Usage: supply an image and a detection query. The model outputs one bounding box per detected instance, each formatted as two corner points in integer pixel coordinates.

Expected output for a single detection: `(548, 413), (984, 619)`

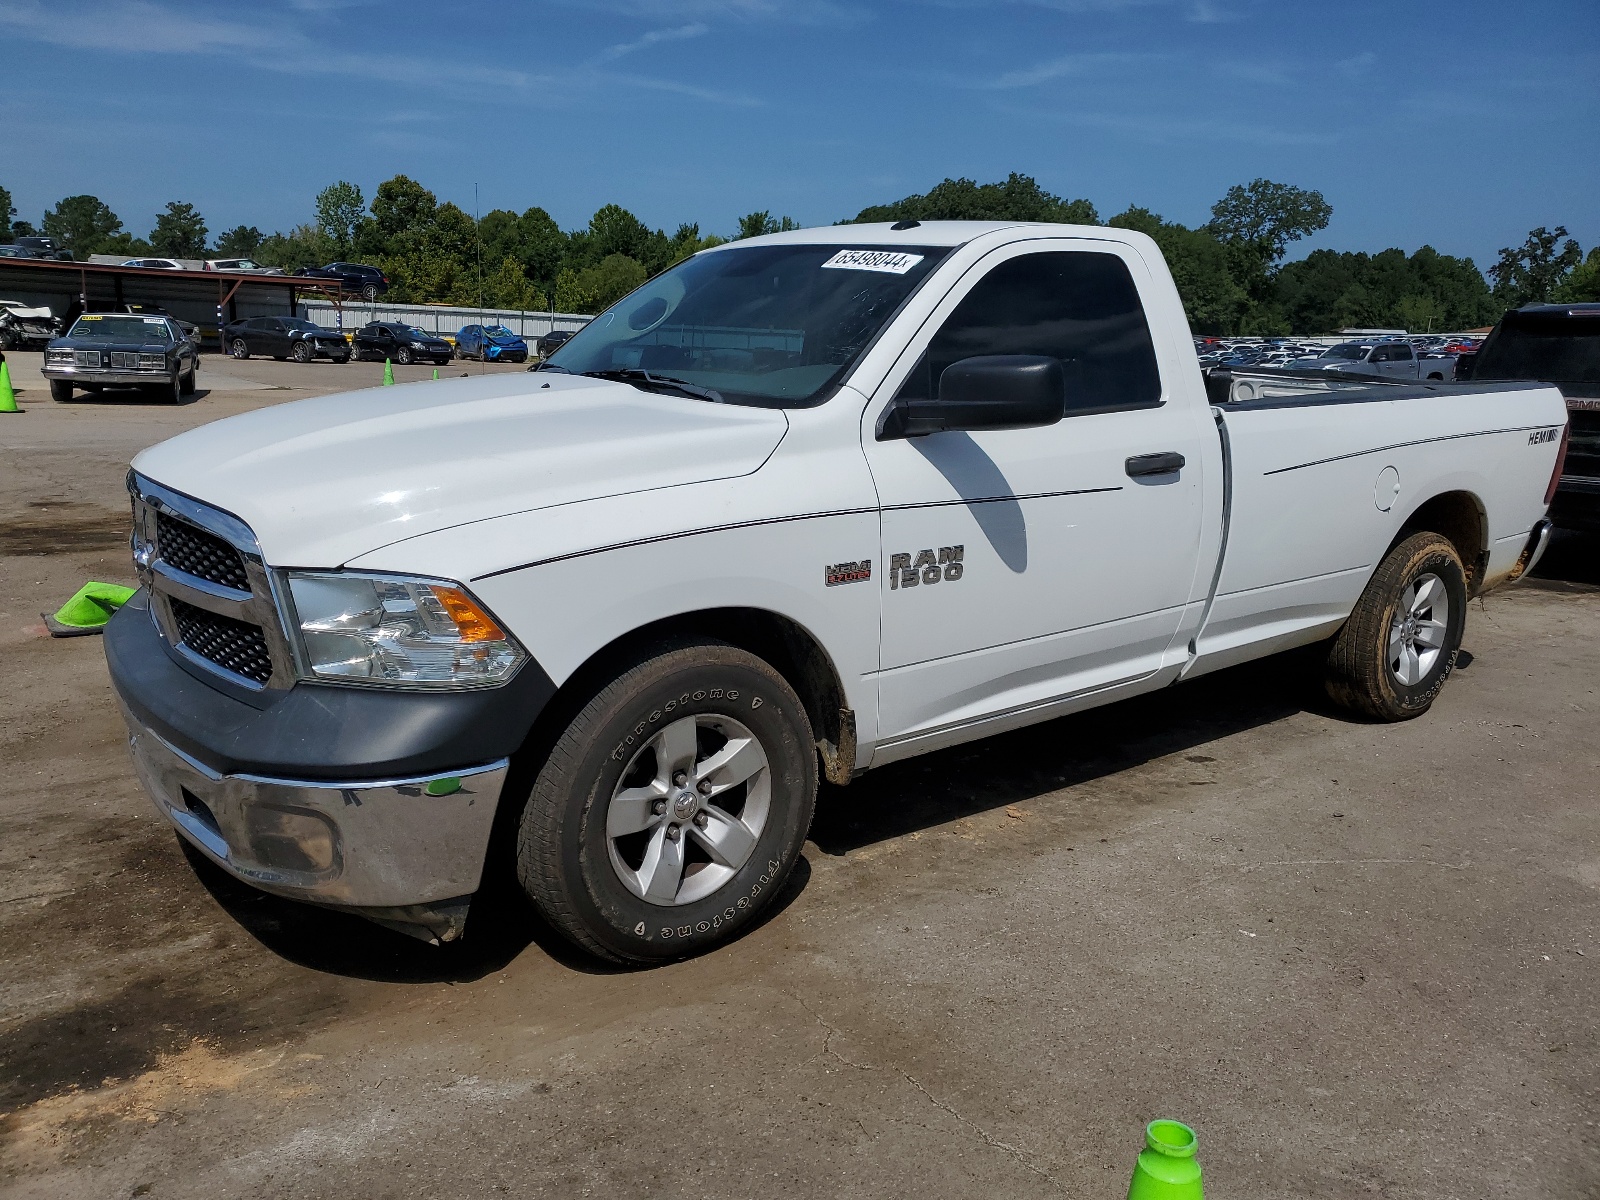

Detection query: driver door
(861, 240), (1210, 753)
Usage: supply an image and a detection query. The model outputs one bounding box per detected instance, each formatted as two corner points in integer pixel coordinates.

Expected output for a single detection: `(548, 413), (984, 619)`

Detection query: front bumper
(43, 366), (169, 385)
(122, 700), (508, 938)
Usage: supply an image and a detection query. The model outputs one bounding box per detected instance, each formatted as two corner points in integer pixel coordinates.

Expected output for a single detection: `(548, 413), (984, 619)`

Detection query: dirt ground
(1, 350), (1597, 1199)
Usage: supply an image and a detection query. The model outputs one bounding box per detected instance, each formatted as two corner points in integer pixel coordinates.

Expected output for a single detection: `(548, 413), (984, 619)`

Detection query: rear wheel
(291, 341), (313, 363)
(516, 641), (817, 964)
(1325, 532), (1467, 721)
(361, 284), (378, 302)
(230, 338), (250, 360)
(49, 379), (73, 402)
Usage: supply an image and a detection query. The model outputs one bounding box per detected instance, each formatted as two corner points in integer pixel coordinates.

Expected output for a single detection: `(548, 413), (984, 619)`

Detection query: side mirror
(877, 355), (1066, 440)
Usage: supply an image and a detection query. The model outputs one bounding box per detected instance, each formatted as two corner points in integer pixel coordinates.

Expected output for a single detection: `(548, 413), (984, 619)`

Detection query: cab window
(896, 251), (1162, 414)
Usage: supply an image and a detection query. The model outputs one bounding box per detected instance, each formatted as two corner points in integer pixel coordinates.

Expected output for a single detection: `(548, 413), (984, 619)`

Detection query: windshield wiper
(580, 368), (724, 404)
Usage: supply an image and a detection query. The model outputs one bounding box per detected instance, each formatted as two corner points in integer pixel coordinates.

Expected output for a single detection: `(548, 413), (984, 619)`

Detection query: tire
(291, 341), (313, 363)
(180, 364), (196, 395)
(50, 378), (73, 402)
(1324, 532), (1467, 721)
(349, 343), (364, 362)
(361, 284), (378, 302)
(516, 640), (817, 964)
(230, 338), (250, 360)
(396, 347), (413, 365)
(334, 354), (350, 364)
(152, 371), (182, 404)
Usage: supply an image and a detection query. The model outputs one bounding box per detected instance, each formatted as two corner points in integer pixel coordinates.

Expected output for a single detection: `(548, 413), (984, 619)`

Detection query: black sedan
(224, 316), (352, 363)
(42, 313), (199, 403)
(294, 262), (389, 302)
(536, 329), (575, 357)
(351, 322), (453, 366)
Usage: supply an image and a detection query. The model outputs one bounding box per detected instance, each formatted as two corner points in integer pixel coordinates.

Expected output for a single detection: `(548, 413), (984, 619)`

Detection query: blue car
(455, 323), (529, 363)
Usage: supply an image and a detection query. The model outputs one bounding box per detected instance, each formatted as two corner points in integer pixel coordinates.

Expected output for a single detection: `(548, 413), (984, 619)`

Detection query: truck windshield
(1473, 313), (1600, 391)
(70, 316), (172, 341)
(546, 243), (953, 408)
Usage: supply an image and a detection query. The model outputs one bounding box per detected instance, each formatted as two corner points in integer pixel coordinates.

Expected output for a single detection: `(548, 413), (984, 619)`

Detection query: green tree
(315, 181), (366, 258)
(1552, 246), (1600, 304)
(1272, 245), (1496, 333)
(735, 212), (800, 239)
(1206, 178), (1332, 265)
(1490, 225), (1582, 308)
(256, 224), (331, 273)
(149, 201), (209, 257)
(41, 194), (124, 258)
(851, 173), (1098, 225)
(368, 175), (437, 249)
(1108, 206), (1248, 335)
(215, 225), (265, 258)
(0, 183), (13, 240)
(552, 254), (647, 313)
(482, 255), (545, 310)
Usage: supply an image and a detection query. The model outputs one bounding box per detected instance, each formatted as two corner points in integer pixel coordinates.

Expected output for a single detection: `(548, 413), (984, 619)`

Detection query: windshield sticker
(80, 314), (101, 320)
(821, 249), (924, 275)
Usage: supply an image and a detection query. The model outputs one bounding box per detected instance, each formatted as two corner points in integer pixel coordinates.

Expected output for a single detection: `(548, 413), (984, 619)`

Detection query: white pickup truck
(108, 222), (1569, 962)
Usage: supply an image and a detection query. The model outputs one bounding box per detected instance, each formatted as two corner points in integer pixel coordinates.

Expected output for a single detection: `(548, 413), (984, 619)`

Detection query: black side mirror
(877, 355), (1066, 440)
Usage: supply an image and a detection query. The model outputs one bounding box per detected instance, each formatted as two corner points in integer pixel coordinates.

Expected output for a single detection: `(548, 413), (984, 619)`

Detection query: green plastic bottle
(1127, 1120), (1202, 1200)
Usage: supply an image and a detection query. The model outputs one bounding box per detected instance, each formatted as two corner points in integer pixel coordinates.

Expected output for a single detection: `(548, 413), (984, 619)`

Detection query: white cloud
(592, 22), (710, 64)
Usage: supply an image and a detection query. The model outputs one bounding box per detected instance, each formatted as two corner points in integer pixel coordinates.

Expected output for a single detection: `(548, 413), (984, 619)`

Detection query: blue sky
(1, 0), (1595, 269)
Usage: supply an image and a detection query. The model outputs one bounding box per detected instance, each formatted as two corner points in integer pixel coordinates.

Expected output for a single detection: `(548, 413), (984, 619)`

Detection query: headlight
(286, 572), (525, 688)
(410, 341), (427, 349)
(47, 348), (73, 362)
(138, 352), (166, 368)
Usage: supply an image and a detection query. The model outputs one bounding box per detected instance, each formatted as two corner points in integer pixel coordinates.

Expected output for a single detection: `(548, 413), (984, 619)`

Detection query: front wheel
(516, 641), (817, 964)
(50, 379), (73, 402)
(230, 338), (250, 360)
(396, 346), (413, 365)
(291, 341), (313, 363)
(1325, 532), (1467, 721)
(180, 364), (197, 395)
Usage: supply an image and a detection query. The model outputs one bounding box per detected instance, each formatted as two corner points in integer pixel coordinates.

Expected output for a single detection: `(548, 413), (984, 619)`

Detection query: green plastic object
(0, 360), (19, 414)
(383, 358), (395, 386)
(424, 777), (462, 797)
(44, 581), (137, 638)
(432, 368), (440, 381)
(1127, 1120), (1203, 1200)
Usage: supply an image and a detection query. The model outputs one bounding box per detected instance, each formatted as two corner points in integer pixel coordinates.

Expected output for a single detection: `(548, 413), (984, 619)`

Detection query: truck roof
(707, 220), (1109, 251)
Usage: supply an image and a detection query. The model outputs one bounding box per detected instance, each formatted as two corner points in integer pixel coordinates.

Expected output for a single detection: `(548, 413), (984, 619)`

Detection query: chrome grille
(110, 351), (139, 368)
(130, 472), (294, 691)
(75, 349), (101, 367)
(156, 512), (250, 591)
(169, 598), (274, 685)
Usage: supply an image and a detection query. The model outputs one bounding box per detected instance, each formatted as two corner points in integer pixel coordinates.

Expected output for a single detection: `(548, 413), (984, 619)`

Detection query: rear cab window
(895, 250), (1163, 416)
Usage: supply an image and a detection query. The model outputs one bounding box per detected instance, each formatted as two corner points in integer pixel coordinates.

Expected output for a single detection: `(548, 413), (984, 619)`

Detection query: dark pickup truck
(1462, 303), (1600, 531)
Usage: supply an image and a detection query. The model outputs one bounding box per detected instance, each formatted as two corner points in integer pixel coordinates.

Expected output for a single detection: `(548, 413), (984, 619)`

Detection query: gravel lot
(2, 350), (1597, 1199)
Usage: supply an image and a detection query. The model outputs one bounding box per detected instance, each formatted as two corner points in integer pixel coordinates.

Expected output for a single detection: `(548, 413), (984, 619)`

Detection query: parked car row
(1194, 333), (1485, 379)
(216, 318), (582, 368)
(0, 236), (74, 260)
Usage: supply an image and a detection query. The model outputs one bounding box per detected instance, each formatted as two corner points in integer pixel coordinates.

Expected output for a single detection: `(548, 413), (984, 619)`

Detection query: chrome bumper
(44, 366), (169, 384)
(120, 701), (508, 938)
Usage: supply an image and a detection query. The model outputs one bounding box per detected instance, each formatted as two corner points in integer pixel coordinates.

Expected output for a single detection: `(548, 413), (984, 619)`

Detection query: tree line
(2, 174), (1595, 331)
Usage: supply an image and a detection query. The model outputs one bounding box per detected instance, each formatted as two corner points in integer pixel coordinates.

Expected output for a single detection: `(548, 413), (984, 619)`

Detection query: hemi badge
(825, 560), (872, 587)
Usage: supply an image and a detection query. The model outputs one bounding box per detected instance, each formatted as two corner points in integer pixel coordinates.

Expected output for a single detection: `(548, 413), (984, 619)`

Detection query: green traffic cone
(432, 368), (439, 380)
(43, 581), (137, 638)
(0, 360), (19, 414)
(383, 358), (395, 386)
(1127, 1120), (1203, 1200)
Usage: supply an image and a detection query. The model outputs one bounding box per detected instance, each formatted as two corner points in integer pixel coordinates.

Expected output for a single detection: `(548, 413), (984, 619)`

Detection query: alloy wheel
(605, 713), (771, 906)
(1388, 572), (1450, 686)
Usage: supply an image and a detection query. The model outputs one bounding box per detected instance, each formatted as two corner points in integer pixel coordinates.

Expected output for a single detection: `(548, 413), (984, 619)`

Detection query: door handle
(1125, 452), (1186, 477)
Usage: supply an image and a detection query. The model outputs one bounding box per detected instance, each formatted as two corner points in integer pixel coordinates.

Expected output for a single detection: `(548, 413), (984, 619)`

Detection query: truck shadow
(1528, 528), (1600, 590)
(811, 645), (1336, 857)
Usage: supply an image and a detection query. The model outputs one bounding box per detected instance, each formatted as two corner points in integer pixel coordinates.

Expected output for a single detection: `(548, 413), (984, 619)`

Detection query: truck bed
(1187, 368), (1563, 677)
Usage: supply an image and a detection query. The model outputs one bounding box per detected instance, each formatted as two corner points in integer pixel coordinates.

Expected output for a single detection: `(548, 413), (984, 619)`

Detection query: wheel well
(1392, 490), (1487, 593)
(520, 608), (854, 787)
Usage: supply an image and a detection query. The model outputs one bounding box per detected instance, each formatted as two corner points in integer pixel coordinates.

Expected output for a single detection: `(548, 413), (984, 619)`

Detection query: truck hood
(132, 372), (788, 567)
